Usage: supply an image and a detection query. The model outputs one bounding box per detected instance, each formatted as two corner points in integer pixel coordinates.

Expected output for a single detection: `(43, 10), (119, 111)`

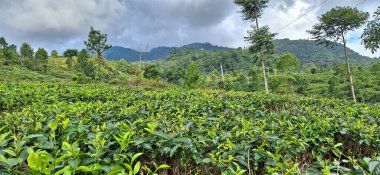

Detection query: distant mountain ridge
(104, 42), (229, 61)
(275, 39), (375, 65)
(104, 40), (377, 65)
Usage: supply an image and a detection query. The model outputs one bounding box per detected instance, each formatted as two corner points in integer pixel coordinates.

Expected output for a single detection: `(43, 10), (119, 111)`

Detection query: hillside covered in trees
(104, 43), (229, 61)
(1, 2), (380, 174)
(104, 39), (378, 66)
(275, 39), (376, 66)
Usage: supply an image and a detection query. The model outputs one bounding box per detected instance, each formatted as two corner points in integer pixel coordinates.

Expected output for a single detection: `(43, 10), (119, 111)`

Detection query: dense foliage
(0, 83), (380, 174)
(104, 43), (228, 61)
(275, 39), (376, 66)
(362, 7), (380, 54)
(308, 7), (370, 103)
(1, 3), (380, 175)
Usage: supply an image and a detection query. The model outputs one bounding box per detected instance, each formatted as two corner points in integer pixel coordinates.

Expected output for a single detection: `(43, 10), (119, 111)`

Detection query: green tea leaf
(133, 161), (141, 175)
(131, 153), (143, 165)
(155, 164), (170, 172)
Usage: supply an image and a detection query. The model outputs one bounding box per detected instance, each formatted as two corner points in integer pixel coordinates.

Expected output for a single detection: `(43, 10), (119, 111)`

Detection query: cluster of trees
(232, 1), (380, 103)
(1, 3), (379, 102)
(159, 48), (308, 91)
(0, 27), (112, 80)
(57, 27), (113, 80)
(154, 45), (379, 102)
(0, 37), (49, 72)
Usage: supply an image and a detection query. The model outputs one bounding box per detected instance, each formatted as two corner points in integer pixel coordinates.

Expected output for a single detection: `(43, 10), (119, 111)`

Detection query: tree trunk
(343, 38), (357, 103)
(261, 58), (269, 93)
(291, 81), (294, 93)
(255, 16), (269, 94)
(220, 62), (225, 82)
(98, 54), (101, 73)
(97, 53), (104, 79)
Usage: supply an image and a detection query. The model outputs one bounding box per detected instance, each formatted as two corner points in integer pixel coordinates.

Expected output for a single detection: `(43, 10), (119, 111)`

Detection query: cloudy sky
(0, 0), (379, 57)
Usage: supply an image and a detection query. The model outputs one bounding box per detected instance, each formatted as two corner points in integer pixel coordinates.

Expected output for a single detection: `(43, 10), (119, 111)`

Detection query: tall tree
(77, 49), (89, 69)
(1, 37), (10, 64)
(275, 53), (300, 93)
(143, 64), (160, 79)
(362, 7), (380, 53)
(245, 26), (276, 92)
(35, 48), (49, 72)
(7, 44), (17, 54)
(184, 62), (201, 89)
(3, 45), (17, 64)
(35, 48), (48, 61)
(84, 27), (112, 73)
(20, 42), (34, 59)
(63, 49), (78, 69)
(275, 53), (300, 73)
(63, 49), (78, 58)
(78, 49), (96, 79)
(51, 50), (58, 57)
(0, 37), (8, 49)
(234, 0), (271, 93)
(308, 6), (369, 103)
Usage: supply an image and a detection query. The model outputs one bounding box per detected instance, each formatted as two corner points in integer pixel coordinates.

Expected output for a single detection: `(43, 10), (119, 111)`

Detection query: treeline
(0, 28), (135, 83)
(1, 32), (380, 102)
(1, 5), (379, 103)
(152, 47), (379, 102)
(0, 37), (95, 77)
(0, 38), (49, 72)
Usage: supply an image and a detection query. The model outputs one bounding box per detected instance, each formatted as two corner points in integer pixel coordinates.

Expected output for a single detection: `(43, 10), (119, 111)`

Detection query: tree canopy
(245, 26), (277, 56)
(84, 27), (112, 56)
(20, 43), (34, 59)
(362, 7), (380, 53)
(51, 50), (58, 57)
(84, 27), (112, 73)
(0, 37), (8, 49)
(308, 6), (369, 47)
(63, 49), (78, 58)
(184, 62), (201, 89)
(77, 49), (96, 79)
(35, 48), (48, 62)
(275, 53), (300, 72)
(308, 6), (369, 104)
(233, 0), (269, 21)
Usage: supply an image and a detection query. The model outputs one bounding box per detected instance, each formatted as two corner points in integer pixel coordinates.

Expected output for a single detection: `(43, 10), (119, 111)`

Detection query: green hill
(159, 40), (379, 76)
(105, 39), (377, 66)
(275, 39), (377, 66)
(104, 42), (229, 61)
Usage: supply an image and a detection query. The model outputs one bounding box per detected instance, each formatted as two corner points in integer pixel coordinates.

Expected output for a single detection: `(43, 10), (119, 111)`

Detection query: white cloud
(0, 0), (126, 51)
(0, 0), (378, 57)
(257, 0), (380, 57)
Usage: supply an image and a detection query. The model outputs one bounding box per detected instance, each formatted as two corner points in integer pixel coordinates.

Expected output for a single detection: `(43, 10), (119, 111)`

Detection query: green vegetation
(1, 3), (380, 175)
(63, 49), (79, 70)
(362, 7), (380, 53)
(275, 39), (376, 66)
(51, 50), (58, 58)
(20, 43), (34, 59)
(1, 83), (380, 174)
(308, 6), (370, 103)
(84, 27), (112, 74)
(235, 0), (272, 94)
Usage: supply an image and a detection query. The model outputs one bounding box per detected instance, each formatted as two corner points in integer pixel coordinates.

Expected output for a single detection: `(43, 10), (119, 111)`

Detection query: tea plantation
(0, 83), (380, 174)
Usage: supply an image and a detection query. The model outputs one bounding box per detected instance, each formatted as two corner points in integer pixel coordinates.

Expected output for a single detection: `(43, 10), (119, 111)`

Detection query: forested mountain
(159, 45), (378, 77)
(103, 46), (141, 61)
(105, 39), (377, 66)
(275, 39), (376, 65)
(104, 42), (228, 61)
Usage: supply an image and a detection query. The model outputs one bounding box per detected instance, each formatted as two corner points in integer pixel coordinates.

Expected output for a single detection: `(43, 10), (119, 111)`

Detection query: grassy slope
(0, 51), (379, 102)
(0, 56), (74, 82)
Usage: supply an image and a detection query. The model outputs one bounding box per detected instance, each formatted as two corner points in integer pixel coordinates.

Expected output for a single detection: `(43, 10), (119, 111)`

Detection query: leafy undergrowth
(0, 83), (380, 175)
